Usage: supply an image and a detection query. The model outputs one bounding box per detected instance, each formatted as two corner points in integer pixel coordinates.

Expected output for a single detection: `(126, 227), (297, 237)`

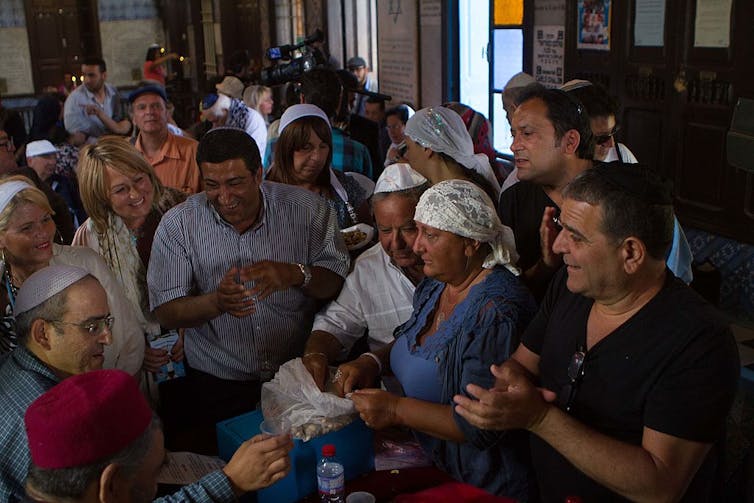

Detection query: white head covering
(15, 265), (90, 315)
(278, 104), (331, 135)
(404, 107), (500, 199)
(0, 180), (33, 216)
(560, 79), (593, 92)
(504, 72), (536, 91)
(26, 140), (57, 158)
(374, 163), (427, 194)
(414, 179), (519, 274)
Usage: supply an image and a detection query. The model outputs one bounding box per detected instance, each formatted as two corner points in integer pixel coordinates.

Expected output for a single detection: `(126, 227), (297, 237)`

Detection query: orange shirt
(136, 132), (201, 194)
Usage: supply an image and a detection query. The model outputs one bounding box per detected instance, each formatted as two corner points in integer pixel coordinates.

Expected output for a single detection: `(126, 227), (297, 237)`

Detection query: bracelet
(302, 352), (327, 360)
(360, 352), (382, 374)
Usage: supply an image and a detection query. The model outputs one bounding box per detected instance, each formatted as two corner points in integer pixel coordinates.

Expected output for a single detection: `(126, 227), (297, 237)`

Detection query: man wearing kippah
(455, 165), (739, 501)
(24, 369), (292, 502)
(0, 265), (114, 501)
(302, 164), (427, 389)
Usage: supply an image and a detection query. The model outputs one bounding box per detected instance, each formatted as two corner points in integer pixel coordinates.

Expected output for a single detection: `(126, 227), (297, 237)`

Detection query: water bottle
(317, 444), (345, 502)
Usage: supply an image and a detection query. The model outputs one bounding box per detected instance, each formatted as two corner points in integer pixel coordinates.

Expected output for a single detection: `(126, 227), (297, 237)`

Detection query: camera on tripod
(260, 29), (326, 86)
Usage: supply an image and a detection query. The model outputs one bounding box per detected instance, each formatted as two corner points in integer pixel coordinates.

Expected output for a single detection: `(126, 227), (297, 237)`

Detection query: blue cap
(201, 94), (219, 111)
(346, 56), (367, 69)
(128, 84), (167, 104)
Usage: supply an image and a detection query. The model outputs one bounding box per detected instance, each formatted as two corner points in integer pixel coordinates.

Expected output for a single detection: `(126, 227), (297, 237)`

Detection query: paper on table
(157, 451), (226, 485)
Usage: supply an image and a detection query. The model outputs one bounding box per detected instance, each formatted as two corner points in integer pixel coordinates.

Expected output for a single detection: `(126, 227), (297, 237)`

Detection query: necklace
(434, 267), (488, 330)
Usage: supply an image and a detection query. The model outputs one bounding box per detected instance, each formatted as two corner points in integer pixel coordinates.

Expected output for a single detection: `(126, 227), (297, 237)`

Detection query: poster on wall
(694, 0), (732, 48)
(634, 0), (666, 46)
(377, 0), (420, 108)
(533, 25), (564, 88)
(576, 0), (611, 51)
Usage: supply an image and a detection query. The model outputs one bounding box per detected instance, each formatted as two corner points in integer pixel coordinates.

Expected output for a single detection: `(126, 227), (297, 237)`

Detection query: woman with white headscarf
(401, 106), (502, 202)
(0, 175), (144, 374)
(332, 180), (535, 499)
(267, 104), (370, 228)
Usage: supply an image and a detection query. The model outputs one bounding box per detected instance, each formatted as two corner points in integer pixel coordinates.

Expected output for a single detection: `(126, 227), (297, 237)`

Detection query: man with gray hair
(0, 265), (113, 501)
(302, 164), (427, 389)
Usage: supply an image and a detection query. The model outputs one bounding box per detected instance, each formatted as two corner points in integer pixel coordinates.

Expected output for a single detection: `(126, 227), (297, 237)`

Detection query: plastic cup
(259, 418), (290, 437)
(346, 492), (376, 503)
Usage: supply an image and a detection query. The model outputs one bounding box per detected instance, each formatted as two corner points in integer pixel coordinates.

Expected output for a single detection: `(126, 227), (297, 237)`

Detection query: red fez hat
(24, 369), (153, 469)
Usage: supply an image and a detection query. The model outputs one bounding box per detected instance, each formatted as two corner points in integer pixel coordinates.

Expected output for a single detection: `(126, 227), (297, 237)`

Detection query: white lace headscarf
(404, 106), (501, 199)
(414, 179), (519, 274)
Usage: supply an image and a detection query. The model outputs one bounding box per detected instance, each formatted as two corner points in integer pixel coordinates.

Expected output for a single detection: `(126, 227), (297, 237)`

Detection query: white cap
(26, 140), (57, 158)
(503, 72), (536, 91)
(374, 163), (427, 193)
(15, 265), (91, 315)
(278, 104), (331, 135)
(560, 79), (593, 92)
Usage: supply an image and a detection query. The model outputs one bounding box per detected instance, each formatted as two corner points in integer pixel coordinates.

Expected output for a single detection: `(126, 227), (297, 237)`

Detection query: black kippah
(595, 161), (673, 205)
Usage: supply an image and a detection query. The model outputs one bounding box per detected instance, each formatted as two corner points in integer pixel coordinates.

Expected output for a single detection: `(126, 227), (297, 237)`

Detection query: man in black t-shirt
(456, 165), (739, 502)
(498, 87), (594, 298)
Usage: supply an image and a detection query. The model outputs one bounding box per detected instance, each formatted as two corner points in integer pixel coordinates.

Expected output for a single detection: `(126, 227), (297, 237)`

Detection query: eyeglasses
(594, 125), (620, 145)
(562, 346), (586, 412)
(51, 315), (114, 336)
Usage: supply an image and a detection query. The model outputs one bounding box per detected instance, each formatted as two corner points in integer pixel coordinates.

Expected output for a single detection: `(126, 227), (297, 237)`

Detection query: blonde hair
(0, 175), (54, 234)
(77, 136), (164, 234)
(243, 85), (272, 114)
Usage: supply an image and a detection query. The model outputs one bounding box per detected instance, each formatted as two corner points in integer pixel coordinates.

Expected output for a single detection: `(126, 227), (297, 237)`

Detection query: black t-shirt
(497, 181), (556, 271)
(522, 268), (740, 502)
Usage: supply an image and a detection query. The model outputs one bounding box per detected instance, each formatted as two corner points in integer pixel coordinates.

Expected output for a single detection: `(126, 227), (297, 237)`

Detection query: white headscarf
(404, 106), (501, 199)
(0, 181), (33, 215)
(414, 179), (519, 274)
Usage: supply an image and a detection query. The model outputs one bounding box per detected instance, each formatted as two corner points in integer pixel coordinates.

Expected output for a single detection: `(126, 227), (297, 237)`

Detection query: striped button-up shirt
(148, 181), (350, 381)
(0, 347), (60, 502)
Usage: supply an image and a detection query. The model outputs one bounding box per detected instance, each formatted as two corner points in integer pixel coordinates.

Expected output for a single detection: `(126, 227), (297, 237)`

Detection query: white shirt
(311, 242), (416, 356)
(604, 143), (639, 163)
(244, 106), (268, 161)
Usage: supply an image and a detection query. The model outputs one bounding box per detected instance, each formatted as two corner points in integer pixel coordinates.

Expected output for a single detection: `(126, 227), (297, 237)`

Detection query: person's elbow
(153, 302), (187, 329)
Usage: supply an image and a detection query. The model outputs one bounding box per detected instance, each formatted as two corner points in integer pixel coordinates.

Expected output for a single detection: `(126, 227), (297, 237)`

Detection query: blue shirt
(391, 267), (537, 499)
(62, 83), (125, 138)
(0, 347), (60, 502)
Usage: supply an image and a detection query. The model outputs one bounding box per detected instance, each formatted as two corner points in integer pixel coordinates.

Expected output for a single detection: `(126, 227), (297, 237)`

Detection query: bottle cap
(322, 444), (336, 457)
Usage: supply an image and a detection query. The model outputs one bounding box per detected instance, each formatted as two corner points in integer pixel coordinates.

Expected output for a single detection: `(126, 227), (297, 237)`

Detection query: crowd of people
(0, 50), (740, 503)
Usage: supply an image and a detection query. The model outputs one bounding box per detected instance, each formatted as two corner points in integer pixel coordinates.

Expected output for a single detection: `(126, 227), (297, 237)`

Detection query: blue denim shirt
(391, 267), (537, 500)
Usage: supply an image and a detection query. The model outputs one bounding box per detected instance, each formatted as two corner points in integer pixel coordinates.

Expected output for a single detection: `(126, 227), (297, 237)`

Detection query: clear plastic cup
(346, 492), (376, 503)
(259, 417), (291, 437)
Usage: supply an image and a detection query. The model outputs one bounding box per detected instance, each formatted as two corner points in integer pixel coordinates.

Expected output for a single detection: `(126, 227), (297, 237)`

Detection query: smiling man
(455, 165), (739, 502)
(147, 128), (348, 453)
(131, 85), (200, 194)
(302, 163), (427, 389)
(0, 265), (113, 501)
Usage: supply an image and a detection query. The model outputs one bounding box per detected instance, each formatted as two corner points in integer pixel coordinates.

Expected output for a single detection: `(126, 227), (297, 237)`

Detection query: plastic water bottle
(317, 444), (345, 502)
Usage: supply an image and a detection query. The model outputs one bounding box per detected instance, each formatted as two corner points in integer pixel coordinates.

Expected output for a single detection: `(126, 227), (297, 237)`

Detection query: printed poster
(533, 25), (564, 88)
(577, 0), (611, 51)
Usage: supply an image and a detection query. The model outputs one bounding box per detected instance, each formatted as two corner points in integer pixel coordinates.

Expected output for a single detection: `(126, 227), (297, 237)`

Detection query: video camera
(260, 29), (326, 86)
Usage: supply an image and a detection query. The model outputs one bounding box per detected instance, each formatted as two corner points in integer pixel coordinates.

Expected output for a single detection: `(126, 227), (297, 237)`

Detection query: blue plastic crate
(217, 410), (374, 503)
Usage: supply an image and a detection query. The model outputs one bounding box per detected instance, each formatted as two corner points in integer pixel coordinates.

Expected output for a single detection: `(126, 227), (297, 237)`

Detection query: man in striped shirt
(148, 128), (349, 453)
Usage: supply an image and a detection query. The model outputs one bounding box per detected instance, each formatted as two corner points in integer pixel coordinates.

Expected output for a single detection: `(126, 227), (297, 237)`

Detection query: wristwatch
(296, 263), (312, 288)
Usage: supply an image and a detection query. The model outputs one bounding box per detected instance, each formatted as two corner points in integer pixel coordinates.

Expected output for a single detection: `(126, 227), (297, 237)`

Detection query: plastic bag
(261, 358), (356, 440)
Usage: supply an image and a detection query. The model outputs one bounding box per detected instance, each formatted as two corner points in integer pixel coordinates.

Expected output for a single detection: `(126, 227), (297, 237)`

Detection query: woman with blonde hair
(243, 85), (274, 126)
(73, 136), (185, 379)
(0, 174), (144, 373)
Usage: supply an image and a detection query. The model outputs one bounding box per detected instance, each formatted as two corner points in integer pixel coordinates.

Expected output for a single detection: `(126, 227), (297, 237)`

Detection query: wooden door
(565, 0), (754, 244)
(24, 0), (101, 93)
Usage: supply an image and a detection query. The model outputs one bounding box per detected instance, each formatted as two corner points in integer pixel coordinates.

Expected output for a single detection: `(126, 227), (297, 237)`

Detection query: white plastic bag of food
(261, 358), (356, 440)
